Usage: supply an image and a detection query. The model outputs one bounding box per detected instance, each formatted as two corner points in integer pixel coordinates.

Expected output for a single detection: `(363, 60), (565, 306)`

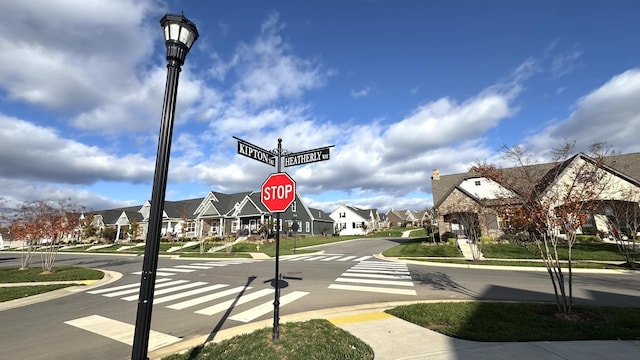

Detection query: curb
(0, 269), (122, 312)
(374, 254), (638, 274)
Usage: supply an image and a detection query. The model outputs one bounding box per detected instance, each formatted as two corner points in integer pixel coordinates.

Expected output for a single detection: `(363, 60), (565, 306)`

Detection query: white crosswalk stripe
(281, 255), (372, 262)
(131, 260), (262, 277)
(194, 288), (273, 316)
(65, 315), (181, 351)
(229, 291), (309, 323)
(328, 260), (417, 296)
(87, 278), (306, 322)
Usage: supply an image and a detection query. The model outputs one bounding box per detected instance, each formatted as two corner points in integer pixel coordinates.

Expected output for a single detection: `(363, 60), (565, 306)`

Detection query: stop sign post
(261, 173), (296, 212)
(233, 137), (331, 343)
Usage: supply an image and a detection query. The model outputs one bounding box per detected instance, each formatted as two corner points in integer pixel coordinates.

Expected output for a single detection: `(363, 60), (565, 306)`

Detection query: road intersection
(2, 237), (640, 359)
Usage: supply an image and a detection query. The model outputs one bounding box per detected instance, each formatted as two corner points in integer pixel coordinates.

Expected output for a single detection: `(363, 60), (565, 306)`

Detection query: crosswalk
(87, 278), (308, 323)
(328, 260), (417, 296)
(281, 254), (372, 262)
(132, 260), (261, 277)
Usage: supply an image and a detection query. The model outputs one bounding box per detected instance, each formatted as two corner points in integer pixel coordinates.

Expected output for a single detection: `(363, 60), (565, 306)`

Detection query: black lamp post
(131, 13), (198, 360)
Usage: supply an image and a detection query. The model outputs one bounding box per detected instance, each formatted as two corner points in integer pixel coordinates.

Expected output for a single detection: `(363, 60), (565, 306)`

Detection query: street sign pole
(233, 136), (332, 343)
(272, 138), (282, 342)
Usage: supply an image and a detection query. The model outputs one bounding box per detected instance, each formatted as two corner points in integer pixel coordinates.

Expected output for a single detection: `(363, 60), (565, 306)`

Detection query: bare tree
(598, 196), (640, 267)
(448, 202), (494, 261)
(472, 141), (612, 316)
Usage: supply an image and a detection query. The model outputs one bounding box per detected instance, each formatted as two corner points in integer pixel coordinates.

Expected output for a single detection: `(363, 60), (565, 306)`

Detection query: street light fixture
(132, 13), (199, 360)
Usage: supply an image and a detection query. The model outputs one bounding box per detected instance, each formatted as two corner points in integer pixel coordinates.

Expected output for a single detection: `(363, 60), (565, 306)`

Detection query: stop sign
(261, 173), (296, 212)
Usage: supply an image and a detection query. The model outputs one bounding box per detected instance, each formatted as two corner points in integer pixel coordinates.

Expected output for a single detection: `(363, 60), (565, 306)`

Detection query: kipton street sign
(261, 173), (296, 213)
(235, 137), (276, 167)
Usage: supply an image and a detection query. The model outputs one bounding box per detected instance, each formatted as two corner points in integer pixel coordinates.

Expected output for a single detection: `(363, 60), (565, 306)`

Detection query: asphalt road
(1, 238), (639, 359)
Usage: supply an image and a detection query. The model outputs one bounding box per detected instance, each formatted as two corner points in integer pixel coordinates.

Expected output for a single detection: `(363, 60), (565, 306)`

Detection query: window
(339, 212), (346, 218)
(305, 222), (310, 232)
(186, 222), (196, 233)
(292, 201), (297, 212)
(474, 180), (481, 186)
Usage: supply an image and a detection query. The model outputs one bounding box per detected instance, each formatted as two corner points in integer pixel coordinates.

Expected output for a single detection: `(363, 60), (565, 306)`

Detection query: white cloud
(0, 0), (160, 111)
(230, 12), (328, 107)
(350, 86), (373, 98)
(0, 115), (154, 184)
(383, 94), (512, 160)
(526, 68), (640, 155)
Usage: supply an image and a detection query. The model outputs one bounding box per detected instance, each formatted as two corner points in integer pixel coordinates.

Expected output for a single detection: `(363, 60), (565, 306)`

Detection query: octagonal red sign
(261, 173), (296, 213)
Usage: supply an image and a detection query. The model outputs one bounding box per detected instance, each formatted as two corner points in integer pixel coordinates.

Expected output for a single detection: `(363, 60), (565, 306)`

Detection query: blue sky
(1, 0), (639, 214)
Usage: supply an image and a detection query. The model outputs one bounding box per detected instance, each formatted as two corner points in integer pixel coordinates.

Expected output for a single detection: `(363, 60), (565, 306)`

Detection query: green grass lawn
(386, 239), (628, 265)
(387, 302), (640, 342)
(481, 243), (537, 258)
(0, 267), (104, 283)
(408, 258), (624, 269)
(0, 266), (104, 303)
(382, 239), (462, 257)
(0, 284), (74, 302)
(162, 319), (374, 360)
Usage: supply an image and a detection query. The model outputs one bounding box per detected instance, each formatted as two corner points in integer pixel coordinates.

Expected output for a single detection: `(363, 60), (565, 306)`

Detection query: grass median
(0, 266), (104, 302)
(162, 319), (374, 360)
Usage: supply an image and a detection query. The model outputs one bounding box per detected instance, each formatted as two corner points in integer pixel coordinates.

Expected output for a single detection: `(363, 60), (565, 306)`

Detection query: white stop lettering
(263, 184), (293, 200)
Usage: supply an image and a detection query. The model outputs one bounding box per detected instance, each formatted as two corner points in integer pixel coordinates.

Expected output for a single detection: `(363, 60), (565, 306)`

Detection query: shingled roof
(432, 152), (640, 208)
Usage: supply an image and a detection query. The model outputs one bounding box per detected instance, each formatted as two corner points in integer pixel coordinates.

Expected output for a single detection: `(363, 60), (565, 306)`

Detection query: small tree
(448, 204), (491, 261)
(9, 199), (84, 272)
(128, 219), (140, 241)
(472, 141), (612, 316)
(599, 197), (640, 267)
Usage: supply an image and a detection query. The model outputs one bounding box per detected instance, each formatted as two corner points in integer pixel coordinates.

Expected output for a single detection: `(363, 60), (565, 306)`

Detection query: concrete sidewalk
(328, 309), (640, 360)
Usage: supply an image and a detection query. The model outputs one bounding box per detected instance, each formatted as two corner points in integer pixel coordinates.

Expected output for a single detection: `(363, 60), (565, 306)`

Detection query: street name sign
(261, 173), (296, 213)
(284, 146), (332, 167)
(235, 137), (276, 167)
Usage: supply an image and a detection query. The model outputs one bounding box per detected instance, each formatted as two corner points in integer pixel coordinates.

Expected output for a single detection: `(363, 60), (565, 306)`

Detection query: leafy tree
(9, 199), (84, 272)
(102, 227), (117, 242)
(472, 142), (612, 315)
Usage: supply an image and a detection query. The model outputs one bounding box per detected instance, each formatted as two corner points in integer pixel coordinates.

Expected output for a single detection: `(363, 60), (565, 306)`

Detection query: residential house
(386, 209), (408, 227)
(89, 189), (334, 242)
(386, 209), (431, 227)
(431, 152), (640, 239)
(330, 204), (385, 235)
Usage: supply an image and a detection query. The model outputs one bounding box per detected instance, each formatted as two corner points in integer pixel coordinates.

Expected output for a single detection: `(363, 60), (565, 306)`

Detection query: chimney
(431, 169), (440, 180)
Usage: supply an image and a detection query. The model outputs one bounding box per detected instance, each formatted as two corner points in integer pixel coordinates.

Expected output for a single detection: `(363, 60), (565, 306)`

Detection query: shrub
(581, 226), (598, 236)
(441, 231), (456, 241)
(479, 236), (492, 244)
(575, 235), (601, 244)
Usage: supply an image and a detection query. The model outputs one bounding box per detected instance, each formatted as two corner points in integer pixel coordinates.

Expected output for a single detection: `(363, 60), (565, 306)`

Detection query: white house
(330, 204), (384, 235)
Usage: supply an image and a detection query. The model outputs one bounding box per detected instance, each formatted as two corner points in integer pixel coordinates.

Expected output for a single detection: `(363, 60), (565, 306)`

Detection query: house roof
(94, 205), (141, 225)
(163, 197), (205, 219)
(346, 205), (370, 220)
(432, 152), (640, 208)
(308, 207), (332, 222)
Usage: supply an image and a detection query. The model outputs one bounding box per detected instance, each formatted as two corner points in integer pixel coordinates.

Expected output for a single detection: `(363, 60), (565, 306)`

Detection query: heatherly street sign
(284, 147), (331, 167)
